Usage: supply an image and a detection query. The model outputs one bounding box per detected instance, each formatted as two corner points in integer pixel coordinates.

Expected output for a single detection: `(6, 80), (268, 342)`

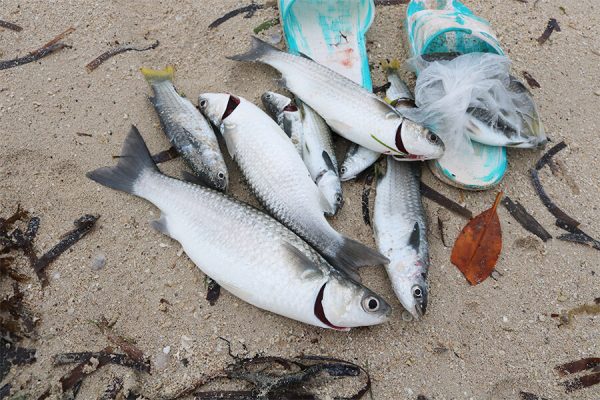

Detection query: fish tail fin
(381, 58), (401, 73)
(86, 125), (159, 195)
(140, 65), (175, 84)
(227, 36), (280, 63)
(326, 236), (390, 280)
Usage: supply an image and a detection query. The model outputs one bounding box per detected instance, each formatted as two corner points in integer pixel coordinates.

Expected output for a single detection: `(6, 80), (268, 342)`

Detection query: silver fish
(300, 102), (343, 216)
(199, 93), (388, 279)
(87, 126), (391, 330)
(373, 157), (429, 320)
(261, 91), (303, 155)
(229, 37), (444, 160)
(141, 66), (228, 191)
(340, 68), (417, 181)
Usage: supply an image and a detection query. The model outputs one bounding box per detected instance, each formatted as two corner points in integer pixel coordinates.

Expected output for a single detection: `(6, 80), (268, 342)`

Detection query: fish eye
(199, 99), (208, 108)
(217, 172), (225, 180)
(412, 285), (423, 299)
(362, 296), (380, 312)
(335, 194), (342, 203)
(340, 166), (347, 174)
(426, 131), (440, 144)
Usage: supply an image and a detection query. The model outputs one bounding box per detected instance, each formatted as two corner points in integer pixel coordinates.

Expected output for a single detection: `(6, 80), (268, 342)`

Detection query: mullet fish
(141, 66), (228, 191)
(87, 126), (391, 330)
(199, 93), (388, 280)
(262, 91), (343, 216)
(229, 37), (444, 160)
(373, 157), (429, 320)
(261, 91), (303, 155)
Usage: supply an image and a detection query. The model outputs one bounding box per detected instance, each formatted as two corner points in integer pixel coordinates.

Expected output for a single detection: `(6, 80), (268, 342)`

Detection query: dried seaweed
(86, 40), (160, 72)
(170, 354), (370, 400)
(92, 316), (147, 365)
(556, 357), (600, 392)
(100, 377), (124, 400)
(0, 283), (36, 338)
(54, 347), (150, 393)
(0, 257), (30, 282)
(374, 0), (410, 5)
(437, 217), (448, 247)
(0, 338), (36, 381)
(530, 169), (580, 229)
(152, 147), (180, 164)
(34, 214), (99, 280)
(420, 183), (473, 219)
(501, 196), (551, 241)
(0, 27), (74, 70)
(556, 358), (600, 376)
(361, 166), (376, 226)
(206, 277), (221, 306)
(0, 19), (23, 32)
(254, 18), (280, 34)
(372, 82), (391, 94)
(0, 383), (10, 399)
(209, 3), (264, 29)
(561, 373), (600, 393)
(521, 71), (541, 89)
(535, 141), (567, 170)
(538, 18), (561, 45)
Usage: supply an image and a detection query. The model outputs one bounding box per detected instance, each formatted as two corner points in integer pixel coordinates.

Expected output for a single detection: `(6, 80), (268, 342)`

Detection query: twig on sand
(86, 40), (159, 72)
(0, 27), (74, 70)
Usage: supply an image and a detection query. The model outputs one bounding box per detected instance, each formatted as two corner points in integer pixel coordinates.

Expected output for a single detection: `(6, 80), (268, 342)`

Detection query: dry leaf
(451, 192), (503, 285)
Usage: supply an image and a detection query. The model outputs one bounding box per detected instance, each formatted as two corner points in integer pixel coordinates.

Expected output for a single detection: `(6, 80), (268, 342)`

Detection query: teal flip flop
(279, 0), (375, 89)
(406, 0), (507, 191)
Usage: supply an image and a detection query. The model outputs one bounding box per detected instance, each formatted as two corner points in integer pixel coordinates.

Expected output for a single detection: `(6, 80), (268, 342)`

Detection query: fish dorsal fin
(282, 242), (324, 280)
(408, 222), (420, 253)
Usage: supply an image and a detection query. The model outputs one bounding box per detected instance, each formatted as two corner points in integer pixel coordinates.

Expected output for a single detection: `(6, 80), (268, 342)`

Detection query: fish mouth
(314, 283), (348, 331)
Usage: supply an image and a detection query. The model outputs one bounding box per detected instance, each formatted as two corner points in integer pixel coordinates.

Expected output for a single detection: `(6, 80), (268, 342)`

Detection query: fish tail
(327, 236), (390, 279)
(86, 125), (159, 195)
(227, 36), (280, 63)
(140, 65), (175, 84)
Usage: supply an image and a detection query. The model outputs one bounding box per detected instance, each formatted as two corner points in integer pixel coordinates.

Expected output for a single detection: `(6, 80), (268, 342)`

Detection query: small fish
(230, 37), (445, 159)
(199, 93), (388, 279)
(261, 91), (303, 155)
(373, 157), (429, 320)
(140, 66), (228, 191)
(87, 126), (391, 330)
(301, 102), (343, 216)
(340, 144), (382, 182)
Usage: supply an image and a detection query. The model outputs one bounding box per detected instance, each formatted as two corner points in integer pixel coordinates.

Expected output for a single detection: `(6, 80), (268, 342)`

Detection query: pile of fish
(87, 37), (506, 329)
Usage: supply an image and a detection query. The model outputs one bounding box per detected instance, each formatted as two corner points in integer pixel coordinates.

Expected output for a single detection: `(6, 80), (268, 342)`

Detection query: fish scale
(87, 127), (391, 329)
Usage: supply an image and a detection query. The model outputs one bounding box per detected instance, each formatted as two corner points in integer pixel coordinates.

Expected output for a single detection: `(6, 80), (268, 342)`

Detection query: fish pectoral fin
(408, 222), (421, 253)
(180, 170), (210, 187)
(321, 151), (338, 176)
(150, 215), (171, 237)
(282, 242), (324, 279)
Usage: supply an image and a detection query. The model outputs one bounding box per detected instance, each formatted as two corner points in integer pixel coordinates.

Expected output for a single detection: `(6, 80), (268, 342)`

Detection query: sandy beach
(1, 0), (599, 398)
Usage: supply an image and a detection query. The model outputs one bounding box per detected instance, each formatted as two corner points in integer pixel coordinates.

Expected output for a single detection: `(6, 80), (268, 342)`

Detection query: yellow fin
(140, 65), (175, 83)
(381, 58), (401, 73)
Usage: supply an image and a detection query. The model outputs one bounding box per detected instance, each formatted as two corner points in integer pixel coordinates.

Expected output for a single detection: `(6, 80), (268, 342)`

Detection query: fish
(198, 93), (388, 279)
(340, 143), (381, 182)
(229, 37), (445, 160)
(87, 126), (391, 330)
(300, 102), (343, 216)
(140, 66), (228, 191)
(340, 64), (417, 181)
(261, 91), (303, 155)
(373, 157), (429, 320)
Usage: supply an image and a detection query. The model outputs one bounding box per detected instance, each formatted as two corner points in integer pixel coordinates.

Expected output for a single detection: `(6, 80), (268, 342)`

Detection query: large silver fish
(87, 126), (391, 330)
(229, 37), (444, 160)
(261, 91), (303, 155)
(198, 93), (388, 279)
(141, 66), (228, 191)
(373, 157), (429, 320)
(262, 91), (343, 216)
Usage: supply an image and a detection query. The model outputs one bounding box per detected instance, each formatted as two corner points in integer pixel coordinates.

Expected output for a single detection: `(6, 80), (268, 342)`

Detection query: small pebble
(154, 352), (169, 370)
(594, 90), (600, 97)
(91, 252), (106, 271)
(401, 310), (414, 322)
(163, 346), (171, 354)
(502, 316), (508, 323)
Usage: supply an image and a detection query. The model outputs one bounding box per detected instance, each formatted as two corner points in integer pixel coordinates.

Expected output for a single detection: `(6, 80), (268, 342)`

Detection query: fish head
(388, 257), (429, 321)
(198, 93), (241, 126)
(261, 91), (292, 118)
(316, 275), (391, 329)
(317, 173), (343, 216)
(395, 120), (444, 160)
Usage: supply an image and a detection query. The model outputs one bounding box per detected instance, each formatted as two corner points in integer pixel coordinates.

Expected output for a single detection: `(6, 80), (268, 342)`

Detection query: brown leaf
(451, 192), (503, 285)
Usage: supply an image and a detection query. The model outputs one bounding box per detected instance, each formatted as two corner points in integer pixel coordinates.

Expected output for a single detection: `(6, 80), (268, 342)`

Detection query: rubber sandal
(280, 0), (384, 182)
(406, 0), (507, 191)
